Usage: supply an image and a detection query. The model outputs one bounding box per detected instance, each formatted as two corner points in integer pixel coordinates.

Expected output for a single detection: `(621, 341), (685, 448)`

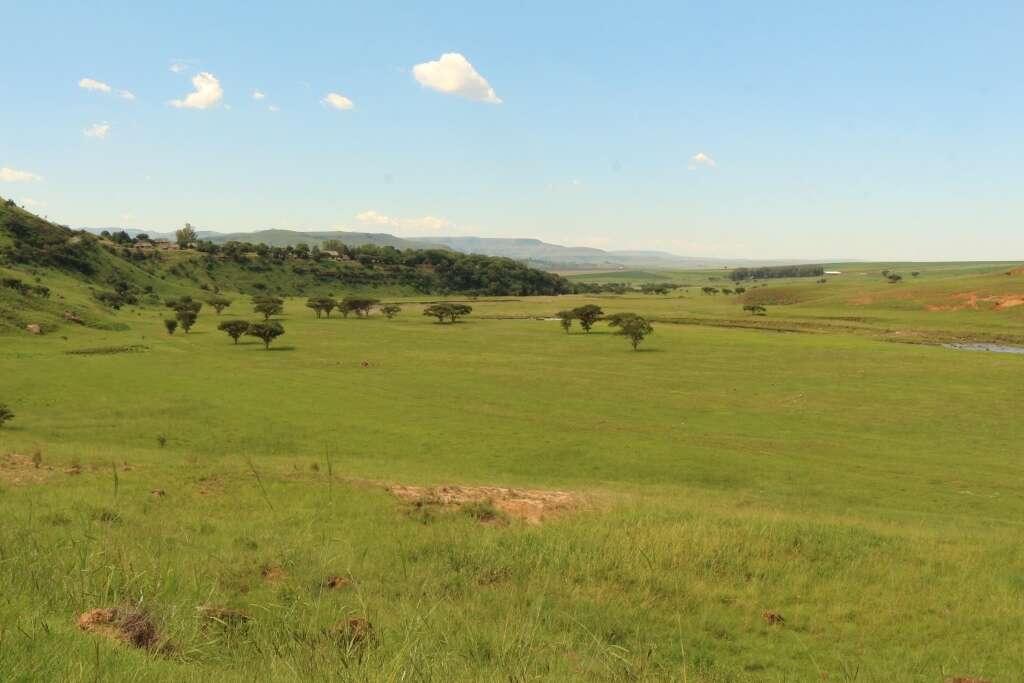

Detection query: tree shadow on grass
(266, 345), (297, 352)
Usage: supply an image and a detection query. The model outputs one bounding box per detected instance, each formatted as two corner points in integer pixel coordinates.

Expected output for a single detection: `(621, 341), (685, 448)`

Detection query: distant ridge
(80, 227), (830, 270)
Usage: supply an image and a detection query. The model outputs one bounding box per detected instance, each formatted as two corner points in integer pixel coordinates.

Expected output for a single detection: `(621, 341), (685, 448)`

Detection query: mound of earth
(388, 484), (576, 524)
(77, 607), (160, 650)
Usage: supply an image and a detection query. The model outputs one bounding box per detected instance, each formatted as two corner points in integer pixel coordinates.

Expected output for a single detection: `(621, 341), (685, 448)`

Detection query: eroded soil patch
(389, 483), (577, 524)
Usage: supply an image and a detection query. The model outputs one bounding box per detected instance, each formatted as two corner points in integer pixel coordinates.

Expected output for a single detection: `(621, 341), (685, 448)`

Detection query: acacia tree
(0, 403), (13, 429)
(176, 309), (198, 333)
(208, 296), (232, 315)
(246, 321), (285, 350)
(306, 297), (325, 318)
(423, 304), (449, 323)
(381, 304), (401, 319)
(423, 303), (473, 323)
(341, 296), (379, 317)
(164, 319), (178, 335)
(218, 319), (250, 344)
(253, 296), (284, 320)
(610, 314), (653, 351)
(556, 310), (575, 333)
(571, 304), (603, 333)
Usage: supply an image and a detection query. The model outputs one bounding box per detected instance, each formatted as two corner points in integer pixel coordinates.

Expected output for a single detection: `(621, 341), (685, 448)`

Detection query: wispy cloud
(170, 72), (223, 109)
(252, 90), (266, 100)
(0, 167), (42, 183)
(412, 53), (501, 103)
(84, 123), (111, 139)
(688, 152), (716, 170)
(79, 78), (135, 101)
(322, 92), (354, 110)
(78, 77), (111, 93)
(356, 210), (454, 233)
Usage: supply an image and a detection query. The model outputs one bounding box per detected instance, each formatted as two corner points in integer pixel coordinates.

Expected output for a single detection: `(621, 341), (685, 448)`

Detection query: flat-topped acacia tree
(253, 297), (283, 320)
(423, 303), (472, 324)
(218, 320), (250, 344)
(208, 295), (232, 315)
(570, 304), (603, 333)
(608, 314), (653, 351)
(246, 321), (285, 350)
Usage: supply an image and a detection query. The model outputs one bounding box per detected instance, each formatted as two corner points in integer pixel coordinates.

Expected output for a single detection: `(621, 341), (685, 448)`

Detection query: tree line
(728, 265), (824, 282)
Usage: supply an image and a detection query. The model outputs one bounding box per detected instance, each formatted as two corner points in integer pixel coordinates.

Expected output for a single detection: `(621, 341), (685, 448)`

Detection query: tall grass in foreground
(0, 451), (1019, 681)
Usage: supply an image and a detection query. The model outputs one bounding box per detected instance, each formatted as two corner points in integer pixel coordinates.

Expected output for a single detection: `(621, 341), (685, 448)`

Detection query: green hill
(0, 201), (569, 334)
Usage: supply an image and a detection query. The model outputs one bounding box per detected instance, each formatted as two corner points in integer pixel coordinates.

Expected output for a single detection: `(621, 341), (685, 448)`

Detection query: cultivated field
(2, 263), (1023, 681)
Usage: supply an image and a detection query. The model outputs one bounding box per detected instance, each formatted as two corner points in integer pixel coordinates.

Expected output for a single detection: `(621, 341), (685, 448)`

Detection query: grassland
(1, 261), (1023, 681)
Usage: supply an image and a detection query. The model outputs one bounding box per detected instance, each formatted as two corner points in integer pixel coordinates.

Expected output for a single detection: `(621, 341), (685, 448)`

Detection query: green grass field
(2, 263), (1023, 681)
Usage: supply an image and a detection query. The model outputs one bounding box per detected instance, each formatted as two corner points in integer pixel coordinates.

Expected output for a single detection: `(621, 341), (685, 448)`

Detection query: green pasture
(1, 267), (1023, 681)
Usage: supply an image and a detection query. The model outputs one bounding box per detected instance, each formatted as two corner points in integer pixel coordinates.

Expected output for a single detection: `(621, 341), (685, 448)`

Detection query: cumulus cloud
(356, 210), (454, 233)
(84, 123), (111, 139)
(252, 90), (265, 100)
(170, 71), (223, 109)
(0, 167), (42, 182)
(119, 90), (136, 101)
(688, 152), (716, 170)
(412, 53), (501, 103)
(78, 78), (111, 93)
(322, 92), (354, 110)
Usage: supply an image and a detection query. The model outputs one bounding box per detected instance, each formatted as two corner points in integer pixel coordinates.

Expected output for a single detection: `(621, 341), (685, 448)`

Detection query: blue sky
(2, 1), (1022, 260)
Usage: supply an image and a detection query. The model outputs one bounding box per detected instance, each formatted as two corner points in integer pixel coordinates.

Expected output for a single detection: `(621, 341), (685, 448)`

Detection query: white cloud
(79, 78), (134, 101)
(170, 71), (223, 109)
(688, 152), (716, 170)
(0, 167), (42, 183)
(252, 90), (266, 100)
(267, 105), (280, 112)
(412, 53), (501, 103)
(84, 123), (111, 139)
(21, 197), (41, 207)
(356, 210), (454, 233)
(78, 78), (111, 93)
(169, 62), (187, 74)
(322, 92), (354, 110)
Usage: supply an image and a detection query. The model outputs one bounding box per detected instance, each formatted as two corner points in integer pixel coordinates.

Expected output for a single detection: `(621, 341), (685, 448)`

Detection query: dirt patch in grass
(925, 292), (1024, 312)
(261, 564), (287, 583)
(77, 607), (162, 651)
(389, 483), (577, 524)
(323, 575), (350, 590)
(0, 453), (55, 485)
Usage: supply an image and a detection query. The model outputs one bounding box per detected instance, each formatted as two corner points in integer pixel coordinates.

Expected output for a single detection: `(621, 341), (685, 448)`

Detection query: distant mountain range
(80, 227), (814, 270)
